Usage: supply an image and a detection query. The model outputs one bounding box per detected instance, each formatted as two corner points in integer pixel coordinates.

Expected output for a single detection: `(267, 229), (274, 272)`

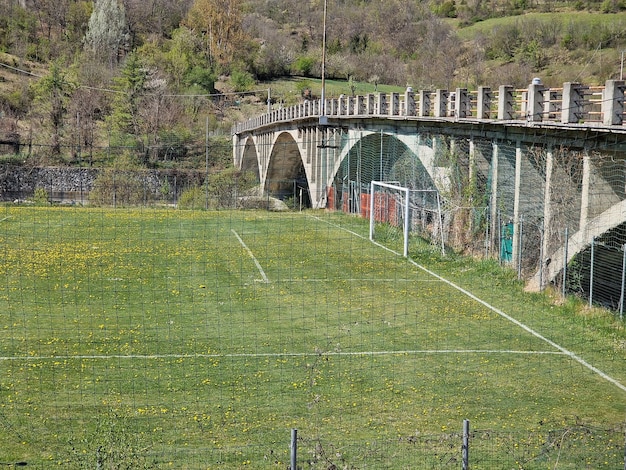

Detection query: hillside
(0, 0), (625, 168)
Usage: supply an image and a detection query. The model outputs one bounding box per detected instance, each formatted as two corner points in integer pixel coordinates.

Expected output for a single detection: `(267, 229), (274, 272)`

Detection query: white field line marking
(0, 349), (566, 362)
(231, 229), (269, 283)
(279, 278), (442, 282)
(312, 215), (626, 394)
(0, 216), (13, 222)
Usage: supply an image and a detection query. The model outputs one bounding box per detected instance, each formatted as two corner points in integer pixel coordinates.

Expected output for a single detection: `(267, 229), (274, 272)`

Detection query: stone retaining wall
(0, 166), (204, 203)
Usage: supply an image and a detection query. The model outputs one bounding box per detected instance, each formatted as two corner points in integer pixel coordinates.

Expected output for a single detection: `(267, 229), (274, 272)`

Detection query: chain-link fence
(328, 130), (626, 316)
(288, 423), (626, 469)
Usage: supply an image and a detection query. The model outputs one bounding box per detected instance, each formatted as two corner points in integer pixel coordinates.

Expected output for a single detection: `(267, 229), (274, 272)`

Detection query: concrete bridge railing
(232, 80), (626, 135)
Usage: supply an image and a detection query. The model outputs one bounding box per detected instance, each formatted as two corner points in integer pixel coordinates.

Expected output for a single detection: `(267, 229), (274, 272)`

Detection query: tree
(32, 60), (75, 157)
(164, 27), (201, 89)
(84, 0), (129, 66)
(109, 51), (176, 160)
(110, 52), (148, 137)
(65, 2), (93, 47)
(123, 0), (193, 39)
(69, 59), (113, 165)
(184, 0), (247, 70)
(0, 2), (38, 59)
(30, 0), (70, 41)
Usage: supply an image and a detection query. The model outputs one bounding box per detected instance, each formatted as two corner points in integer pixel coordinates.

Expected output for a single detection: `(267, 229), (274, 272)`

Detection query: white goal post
(369, 181), (445, 257)
(369, 181), (411, 256)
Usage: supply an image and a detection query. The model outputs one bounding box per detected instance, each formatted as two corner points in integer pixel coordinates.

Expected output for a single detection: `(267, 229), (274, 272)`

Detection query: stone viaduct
(231, 80), (626, 290)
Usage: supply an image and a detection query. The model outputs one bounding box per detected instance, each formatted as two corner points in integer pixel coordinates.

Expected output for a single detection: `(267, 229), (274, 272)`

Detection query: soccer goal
(369, 181), (445, 257)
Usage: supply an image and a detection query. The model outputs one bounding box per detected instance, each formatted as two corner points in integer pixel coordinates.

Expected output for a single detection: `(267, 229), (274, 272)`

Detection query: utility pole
(319, 0), (328, 125)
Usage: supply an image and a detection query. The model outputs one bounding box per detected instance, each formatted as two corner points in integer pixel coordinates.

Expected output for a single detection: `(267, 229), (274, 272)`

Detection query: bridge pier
(490, 142), (500, 253)
(512, 142), (522, 272)
(602, 80), (626, 125)
(580, 154), (591, 231)
(540, 147), (554, 289)
(561, 82), (588, 124)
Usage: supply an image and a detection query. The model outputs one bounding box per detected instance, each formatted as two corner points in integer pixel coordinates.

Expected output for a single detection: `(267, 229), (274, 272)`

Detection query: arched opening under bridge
(266, 132), (311, 208)
(240, 138), (261, 182)
(330, 132), (437, 212)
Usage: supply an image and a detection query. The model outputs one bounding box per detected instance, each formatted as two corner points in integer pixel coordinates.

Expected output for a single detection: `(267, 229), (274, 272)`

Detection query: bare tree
(30, 0), (70, 40)
(123, 0), (193, 39)
(185, 0), (248, 70)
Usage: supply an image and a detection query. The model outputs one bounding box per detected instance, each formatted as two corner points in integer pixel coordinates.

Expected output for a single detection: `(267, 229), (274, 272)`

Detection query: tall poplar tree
(83, 0), (128, 66)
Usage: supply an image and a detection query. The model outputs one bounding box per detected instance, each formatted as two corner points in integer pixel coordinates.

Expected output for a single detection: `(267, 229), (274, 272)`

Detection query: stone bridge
(231, 80), (626, 290)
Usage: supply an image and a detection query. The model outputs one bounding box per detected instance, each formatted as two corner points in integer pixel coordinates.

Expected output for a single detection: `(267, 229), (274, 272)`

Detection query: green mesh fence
(329, 129), (626, 315)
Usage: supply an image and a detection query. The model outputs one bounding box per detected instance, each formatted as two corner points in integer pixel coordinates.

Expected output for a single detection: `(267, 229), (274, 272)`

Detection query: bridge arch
(240, 136), (260, 182)
(332, 130), (439, 191)
(529, 199), (626, 290)
(265, 131), (311, 206)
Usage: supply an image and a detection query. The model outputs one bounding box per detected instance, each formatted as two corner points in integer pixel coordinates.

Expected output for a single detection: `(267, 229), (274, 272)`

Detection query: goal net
(369, 181), (445, 257)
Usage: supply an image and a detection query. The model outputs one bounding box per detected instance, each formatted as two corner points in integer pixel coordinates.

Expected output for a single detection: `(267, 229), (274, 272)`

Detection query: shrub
(601, 0), (616, 12)
(184, 66), (216, 93)
(33, 187), (49, 205)
(292, 55), (316, 76)
(177, 167), (258, 210)
(208, 167), (257, 208)
(229, 69), (255, 92)
(154, 129), (192, 163)
(295, 79), (314, 99)
(89, 169), (154, 207)
(178, 185), (209, 210)
(433, 1), (457, 18)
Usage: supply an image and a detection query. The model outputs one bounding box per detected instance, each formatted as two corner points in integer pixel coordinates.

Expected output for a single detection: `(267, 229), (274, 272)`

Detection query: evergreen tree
(32, 60), (75, 157)
(110, 52), (147, 137)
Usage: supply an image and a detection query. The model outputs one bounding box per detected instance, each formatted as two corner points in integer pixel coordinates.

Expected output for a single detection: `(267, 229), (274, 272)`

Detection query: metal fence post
(113, 170), (117, 208)
(562, 227), (569, 298)
(205, 116), (209, 210)
(290, 428), (298, 470)
(623, 423), (626, 470)
(462, 419), (470, 470)
(589, 237), (595, 308)
(485, 208), (490, 259)
(437, 191), (445, 256)
(517, 215), (523, 279)
(497, 210), (502, 265)
(623, 426), (626, 470)
(539, 222), (544, 291)
(619, 243), (626, 322)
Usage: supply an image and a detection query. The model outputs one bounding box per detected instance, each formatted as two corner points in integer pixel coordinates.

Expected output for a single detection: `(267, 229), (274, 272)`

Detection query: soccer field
(0, 206), (625, 468)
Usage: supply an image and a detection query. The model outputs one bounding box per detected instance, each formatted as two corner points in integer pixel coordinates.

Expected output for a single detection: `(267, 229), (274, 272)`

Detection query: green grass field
(0, 206), (625, 468)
